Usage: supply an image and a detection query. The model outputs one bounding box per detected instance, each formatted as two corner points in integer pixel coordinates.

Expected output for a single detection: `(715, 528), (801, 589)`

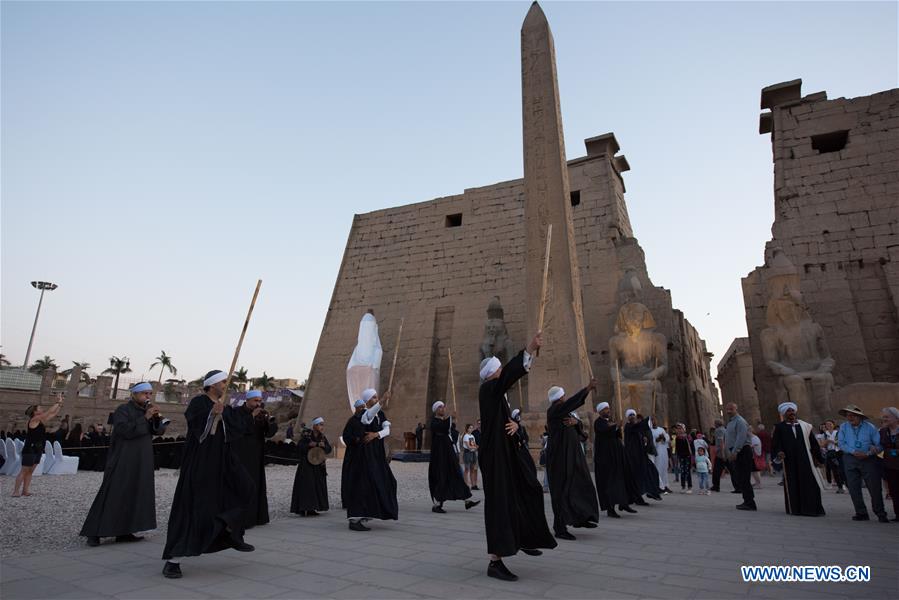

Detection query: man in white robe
(650, 418), (670, 493)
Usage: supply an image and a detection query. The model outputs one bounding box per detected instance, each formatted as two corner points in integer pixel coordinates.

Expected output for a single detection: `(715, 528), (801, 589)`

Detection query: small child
(695, 447), (712, 495)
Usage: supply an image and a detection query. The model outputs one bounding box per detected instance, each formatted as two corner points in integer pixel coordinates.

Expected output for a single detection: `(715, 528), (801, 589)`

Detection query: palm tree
(61, 361), (92, 386)
(252, 371), (276, 391)
(28, 355), (58, 375)
(231, 366), (249, 391)
(149, 351), (178, 384)
(103, 356), (132, 399)
(0, 353), (11, 368)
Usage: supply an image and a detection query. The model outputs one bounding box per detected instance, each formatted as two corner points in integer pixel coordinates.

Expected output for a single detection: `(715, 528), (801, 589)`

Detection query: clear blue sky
(2, 1), (896, 386)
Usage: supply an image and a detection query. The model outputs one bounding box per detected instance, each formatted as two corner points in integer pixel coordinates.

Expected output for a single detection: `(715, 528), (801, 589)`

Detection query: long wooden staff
(572, 300), (593, 381)
(650, 357), (659, 418)
(517, 380), (524, 411)
(615, 358), (624, 424)
(447, 347), (458, 414)
(536, 224), (553, 357)
(211, 279), (262, 434)
(384, 317), (404, 407)
(781, 448), (792, 514)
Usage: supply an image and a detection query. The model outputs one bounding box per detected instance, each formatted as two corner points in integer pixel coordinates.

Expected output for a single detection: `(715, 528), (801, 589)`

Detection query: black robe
(341, 411), (399, 520)
(428, 416), (472, 503)
(514, 423), (537, 479)
(80, 400), (165, 537)
(291, 430), (332, 513)
(624, 419), (662, 497)
(223, 405), (277, 529)
(772, 421), (825, 516)
(479, 351), (557, 557)
(162, 395), (255, 560)
(593, 416), (641, 510)
(546, 388), (599, 533)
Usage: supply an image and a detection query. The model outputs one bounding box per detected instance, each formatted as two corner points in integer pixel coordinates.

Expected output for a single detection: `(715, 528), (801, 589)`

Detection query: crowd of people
(4, 336), (898, 584)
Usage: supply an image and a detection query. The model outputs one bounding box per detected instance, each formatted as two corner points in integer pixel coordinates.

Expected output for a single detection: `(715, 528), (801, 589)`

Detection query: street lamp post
(23, 281), (58, 370)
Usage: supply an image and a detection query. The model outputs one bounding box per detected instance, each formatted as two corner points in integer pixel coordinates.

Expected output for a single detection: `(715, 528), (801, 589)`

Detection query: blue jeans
(679, 457), (692, 489)
(698, 472), (709, 490)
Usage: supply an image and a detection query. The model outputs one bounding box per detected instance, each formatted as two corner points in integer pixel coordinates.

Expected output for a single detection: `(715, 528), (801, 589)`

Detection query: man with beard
(81, 382), (168, 547)
(291, 417), (332, 516)
(771, 402), (826, 516)
(478, 332), (556, 582)
(545, 381), (599, 540)
(223, 390), (277, 528)
(593, 402), (642, 518)
(162, 370), (255, 579)
(623, 410), (663, 502)
(341, 390), (398, 531)
(428, 401), (480, 513)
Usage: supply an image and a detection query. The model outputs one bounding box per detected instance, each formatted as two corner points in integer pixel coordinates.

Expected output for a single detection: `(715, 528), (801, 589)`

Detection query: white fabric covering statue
(346, 311), (383, 412)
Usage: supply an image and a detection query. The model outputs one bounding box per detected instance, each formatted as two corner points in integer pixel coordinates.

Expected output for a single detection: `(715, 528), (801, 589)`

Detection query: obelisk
(522, 1), (589, 412)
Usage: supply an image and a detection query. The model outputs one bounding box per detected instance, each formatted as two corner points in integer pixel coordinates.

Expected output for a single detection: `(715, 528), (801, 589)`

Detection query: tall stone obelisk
(522, 2), (589, 412)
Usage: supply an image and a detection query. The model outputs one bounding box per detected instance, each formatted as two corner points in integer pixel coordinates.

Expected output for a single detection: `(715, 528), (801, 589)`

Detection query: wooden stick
(572, 300), (593, 381)
(615, 358), (624, 424)
(211, 279), (262, 434)
(782, 451), (791, 514)
(517, 380), (524, 411)
(537, 224), (553, 333)
(447, 347), (457, 414)
(384, 317), (404, 407)
(650, 357), (658, 418)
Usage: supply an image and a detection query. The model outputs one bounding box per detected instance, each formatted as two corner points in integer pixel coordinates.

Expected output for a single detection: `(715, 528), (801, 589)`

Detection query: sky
(2, 1), (897, 387)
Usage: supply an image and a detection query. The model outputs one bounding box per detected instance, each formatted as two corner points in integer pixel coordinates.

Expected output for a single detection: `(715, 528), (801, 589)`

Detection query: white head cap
(361, 388), (378, 403)
(596, 401), (610, 413)
(432, 400), (445, 413)
(479, 356), (502, 381)
(625, 409), (637, 418)
(778, 402), (797, 415)
(547, 386), (565, 403)
(311, 417), (324, 426)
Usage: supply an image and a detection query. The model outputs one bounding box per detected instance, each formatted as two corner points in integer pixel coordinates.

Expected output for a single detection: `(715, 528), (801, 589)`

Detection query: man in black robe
(291, 416), (331, 516)
(429, 401), (479, 513)
(623, 409), (663, 502)
(415, 422), (425, 450)
(771, 402), (826, 516)
(223, 389), (277, 529)
(545, 382), (600, 540)
(478, 332), (556, 582)
(593, 402), (641, 518)
(81, 382), (168, 546)
(162, 370), (255, 579)
(341, 390), (398, 531)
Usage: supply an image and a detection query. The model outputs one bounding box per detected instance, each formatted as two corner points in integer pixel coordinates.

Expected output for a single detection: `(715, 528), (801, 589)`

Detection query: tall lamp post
(23, 281), (58, 370)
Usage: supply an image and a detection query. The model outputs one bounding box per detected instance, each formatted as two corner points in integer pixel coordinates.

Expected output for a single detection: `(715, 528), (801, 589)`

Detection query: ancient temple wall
(744, 82), (899, 425)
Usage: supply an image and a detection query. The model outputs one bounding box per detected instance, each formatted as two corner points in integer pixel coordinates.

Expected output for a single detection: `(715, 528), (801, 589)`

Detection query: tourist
(291, 416), (331, 516)
(341, 389), (398, 531)
(415, 421), (425, 451)
(818, 419), (844, 493)
(66, 423), (85, 446)
(695, 447), (712, 495)
(693, 432), (709, 456)
(651, 420), (671, 493)
(81, 382), (168, 546)
(710, 418), (727, 492)
(162, 370), (256, 579)
(724, 402), (756, 511)
(674, 424), (693, 494)
(54, 415), (70, 443)
(545, 381), (599, 540)
(879, 407), (899, 521)
(749, 426), (763, 488)
(593, 401), (640, 518)
(539, 425), (549, 491)
(478, 332), (556, 582)
(11, 394), (64, 497)
(770, 402), (825, 516)
(428, 401), (479, 513)
(624, 410), (663, 501)
(838, 404), (888, 523)
(461, 424), (479, 489)
(756, 423), (773, 475)
(223, 389), (278, 529)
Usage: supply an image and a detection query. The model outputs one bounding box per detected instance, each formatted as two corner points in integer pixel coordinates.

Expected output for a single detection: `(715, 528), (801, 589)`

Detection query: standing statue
(759, 249), (834, 425)
(479, 297), (515, 364)
(608, 273), (668, 418)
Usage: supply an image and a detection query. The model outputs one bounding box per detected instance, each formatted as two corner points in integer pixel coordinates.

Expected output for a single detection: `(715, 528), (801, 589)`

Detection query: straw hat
(838, 404), (867, 419)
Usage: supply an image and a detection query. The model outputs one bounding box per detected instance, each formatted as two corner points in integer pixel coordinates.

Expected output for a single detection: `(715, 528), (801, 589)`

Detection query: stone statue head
(615, 302), (656, 337)
(766, 295), (806, 327)
(481, 297), (512, 362)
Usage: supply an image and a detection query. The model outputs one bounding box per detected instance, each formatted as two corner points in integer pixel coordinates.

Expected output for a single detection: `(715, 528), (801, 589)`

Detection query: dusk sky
(2, 1), (896, 387)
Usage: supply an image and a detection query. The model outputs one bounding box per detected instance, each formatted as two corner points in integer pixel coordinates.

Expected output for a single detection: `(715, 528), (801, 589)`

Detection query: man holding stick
(162, 370), (256, 579)
(428, 401), (480, 513)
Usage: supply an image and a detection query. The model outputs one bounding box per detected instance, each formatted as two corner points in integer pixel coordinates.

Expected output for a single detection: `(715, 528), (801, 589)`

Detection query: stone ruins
(301, 3), (718, 447)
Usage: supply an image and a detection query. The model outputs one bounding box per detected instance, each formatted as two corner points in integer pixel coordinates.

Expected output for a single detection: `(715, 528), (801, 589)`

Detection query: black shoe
(852, 514), (870, 521)
(777, 481), (784, 486)
(86, 536), (100, 547)
(581, 521), (598, 529)
(471, 486), (479, 491)
(432, 505), (447, 514)
(487, 560), (518, 581)
(663, 488), (673, 494)
(520, 548), (542, 556)
(710, 488), (720, 492)
(349, 520), (371, 531)
(607, 509), (621, 518)
(232, 540), (255, 552)
(555, 531), (576, 541)
(877, 515), (889, 523)
(619, 505), (637, 514)
(634, 498), (649, 506)
(647, 493), (663, 501)
(465, 500), (480, 510)
(162, 562), (182, 579)
(305, 510), (319, 516)
(736, 503), (757, 511)
(115, 534), (143, 543)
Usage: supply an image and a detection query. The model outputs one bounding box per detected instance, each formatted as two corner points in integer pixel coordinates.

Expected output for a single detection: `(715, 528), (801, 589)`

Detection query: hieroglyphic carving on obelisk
(522, 1), (588, 411)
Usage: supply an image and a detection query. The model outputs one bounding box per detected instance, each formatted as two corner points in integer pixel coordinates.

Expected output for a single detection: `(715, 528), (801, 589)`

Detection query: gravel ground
(0, 460), (442, 558)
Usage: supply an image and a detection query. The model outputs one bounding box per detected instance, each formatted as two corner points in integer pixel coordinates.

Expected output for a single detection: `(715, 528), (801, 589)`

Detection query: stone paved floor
(1, 475), (896, 599)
